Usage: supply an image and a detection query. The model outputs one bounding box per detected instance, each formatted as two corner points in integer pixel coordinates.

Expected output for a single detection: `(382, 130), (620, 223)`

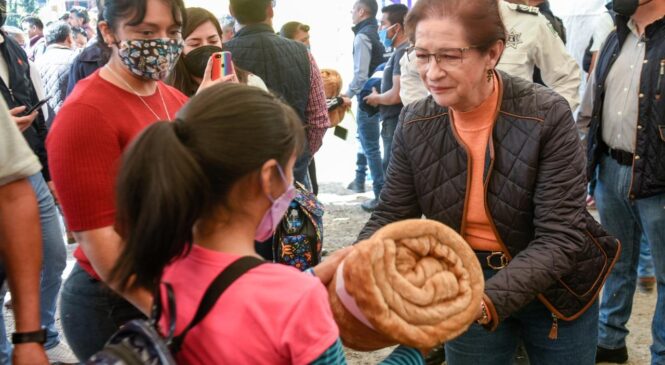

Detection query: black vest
(586, 16), (665, 199)
(0, 32), (48, 180)
(352, 18), (386, 77)
(224, 24), (311, 124)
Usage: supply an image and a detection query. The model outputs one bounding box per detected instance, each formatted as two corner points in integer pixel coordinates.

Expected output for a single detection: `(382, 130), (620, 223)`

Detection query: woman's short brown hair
(405, 0), (507, 52)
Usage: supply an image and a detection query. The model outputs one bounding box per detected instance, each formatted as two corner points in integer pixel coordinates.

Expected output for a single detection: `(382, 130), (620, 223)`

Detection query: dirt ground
(316, 182), (657, 365)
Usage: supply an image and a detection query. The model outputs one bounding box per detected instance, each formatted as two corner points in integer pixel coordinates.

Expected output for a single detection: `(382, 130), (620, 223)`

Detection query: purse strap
(169, 256), (265, 353)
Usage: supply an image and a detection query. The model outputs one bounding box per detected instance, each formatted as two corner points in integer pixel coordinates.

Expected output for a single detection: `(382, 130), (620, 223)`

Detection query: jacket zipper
(656, 59), (664, 100)
(6, 86), (16, 103)
(626, 50), (649, 200)
(448, 112), (472, 236)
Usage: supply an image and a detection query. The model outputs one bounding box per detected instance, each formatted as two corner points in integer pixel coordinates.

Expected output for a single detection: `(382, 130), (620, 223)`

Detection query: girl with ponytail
(46, 0), (232, 360)
(111, 83), (424, 365)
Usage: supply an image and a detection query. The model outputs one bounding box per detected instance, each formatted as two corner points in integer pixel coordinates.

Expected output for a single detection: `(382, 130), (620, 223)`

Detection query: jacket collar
(234, 23), (276, 38)
(616, 14), (665, 46)
(352, 17), (377, 35)
(29, 35), (43, 47)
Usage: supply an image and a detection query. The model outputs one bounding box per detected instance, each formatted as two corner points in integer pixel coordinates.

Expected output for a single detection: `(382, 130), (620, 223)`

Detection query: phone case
(221, 52), (235, 76)
(211, 53), (222, 81)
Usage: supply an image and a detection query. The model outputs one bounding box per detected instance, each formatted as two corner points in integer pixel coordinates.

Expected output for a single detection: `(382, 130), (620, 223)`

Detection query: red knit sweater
(47, 70), (189, 279)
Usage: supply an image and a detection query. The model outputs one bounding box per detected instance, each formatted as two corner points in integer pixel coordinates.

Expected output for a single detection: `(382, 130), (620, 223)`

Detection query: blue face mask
(378, 24), (397, 48)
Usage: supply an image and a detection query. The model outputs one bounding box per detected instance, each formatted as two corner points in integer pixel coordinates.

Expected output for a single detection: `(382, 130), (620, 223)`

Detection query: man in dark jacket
(225, 0), (329, 189)
(580, 0), (665, 363)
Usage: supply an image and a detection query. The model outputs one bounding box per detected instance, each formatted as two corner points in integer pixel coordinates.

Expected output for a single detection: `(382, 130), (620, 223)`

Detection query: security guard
(399, 0), (581, 111)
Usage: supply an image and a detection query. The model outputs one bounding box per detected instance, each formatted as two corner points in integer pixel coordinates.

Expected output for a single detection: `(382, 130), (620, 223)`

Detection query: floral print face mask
(117, 38), (184, 81)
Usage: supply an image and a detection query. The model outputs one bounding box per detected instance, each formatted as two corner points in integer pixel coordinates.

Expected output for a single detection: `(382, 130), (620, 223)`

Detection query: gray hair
(45, 21), (72, 45)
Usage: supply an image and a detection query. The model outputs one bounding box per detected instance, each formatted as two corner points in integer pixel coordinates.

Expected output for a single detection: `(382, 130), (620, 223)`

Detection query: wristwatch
(11, 328), (46, 345)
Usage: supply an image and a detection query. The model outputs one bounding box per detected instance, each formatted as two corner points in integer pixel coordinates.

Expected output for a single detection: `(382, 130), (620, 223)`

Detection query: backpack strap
(150, 282), (177, 342)
(169, 256), (265, 353)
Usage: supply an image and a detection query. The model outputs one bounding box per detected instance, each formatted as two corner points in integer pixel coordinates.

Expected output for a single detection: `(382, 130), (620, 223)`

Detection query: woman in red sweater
(46, 0), (228, 360)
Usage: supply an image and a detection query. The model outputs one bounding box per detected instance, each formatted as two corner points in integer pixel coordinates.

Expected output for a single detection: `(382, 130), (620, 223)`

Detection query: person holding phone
(168, 7), (267, 97)
(46, 0), (232, 361)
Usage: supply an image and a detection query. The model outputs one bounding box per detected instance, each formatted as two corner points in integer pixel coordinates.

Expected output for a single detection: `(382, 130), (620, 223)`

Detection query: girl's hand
(311, 246), (354, 286)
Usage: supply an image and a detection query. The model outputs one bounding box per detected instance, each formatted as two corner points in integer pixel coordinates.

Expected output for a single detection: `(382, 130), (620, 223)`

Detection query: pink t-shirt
(159, 245), (339, 365)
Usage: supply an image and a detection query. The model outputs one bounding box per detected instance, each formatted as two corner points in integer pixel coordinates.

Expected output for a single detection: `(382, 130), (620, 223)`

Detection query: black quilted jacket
(359, 72), (620, 326)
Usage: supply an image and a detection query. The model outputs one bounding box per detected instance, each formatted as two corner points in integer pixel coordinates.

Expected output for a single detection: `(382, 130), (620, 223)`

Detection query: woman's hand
(196, 53), (238, 94)
(312, 246), (354, 286)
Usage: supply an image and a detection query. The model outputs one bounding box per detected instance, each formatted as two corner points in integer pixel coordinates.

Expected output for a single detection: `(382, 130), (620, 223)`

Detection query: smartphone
(334, 126), (348, 140)
(220, 51), (235, 77)
(211, 53), (222, 81)
(24, 97), (50, 115)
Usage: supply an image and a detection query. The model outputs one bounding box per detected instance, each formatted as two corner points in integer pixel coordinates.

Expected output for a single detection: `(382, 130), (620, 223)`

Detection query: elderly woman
(357, 0), (619, 364)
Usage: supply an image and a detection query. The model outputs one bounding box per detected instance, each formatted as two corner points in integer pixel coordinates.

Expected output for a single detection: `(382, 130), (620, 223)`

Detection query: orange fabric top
(451, 77), (501, 252)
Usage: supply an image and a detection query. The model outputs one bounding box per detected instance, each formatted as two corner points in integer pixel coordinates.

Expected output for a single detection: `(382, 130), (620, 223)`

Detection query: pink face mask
(255, 165), (296, 242)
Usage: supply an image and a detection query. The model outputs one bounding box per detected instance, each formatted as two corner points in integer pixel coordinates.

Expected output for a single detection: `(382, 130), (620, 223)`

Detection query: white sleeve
(399, 52), (429, 106)
(0, 97), (41, 186)
(247, 74), (269, 92)
(531, 15), (581, 112)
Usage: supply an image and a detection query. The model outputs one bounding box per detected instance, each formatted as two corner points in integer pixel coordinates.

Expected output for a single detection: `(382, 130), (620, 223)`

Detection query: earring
(487, 69), (494, 83)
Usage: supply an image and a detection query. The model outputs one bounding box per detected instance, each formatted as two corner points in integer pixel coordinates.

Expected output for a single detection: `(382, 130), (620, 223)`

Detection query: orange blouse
(450, 77), (501, 252)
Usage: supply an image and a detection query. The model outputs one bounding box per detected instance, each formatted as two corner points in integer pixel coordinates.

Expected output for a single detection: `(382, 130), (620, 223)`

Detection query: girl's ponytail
(111, 121), (208, 291)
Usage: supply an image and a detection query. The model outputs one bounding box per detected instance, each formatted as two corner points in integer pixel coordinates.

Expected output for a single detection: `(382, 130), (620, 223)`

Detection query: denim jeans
(60, 265), (145, 361)
(381, 116), (399, 173)
(638, 236), (654, 278)
(595, 155), (665, 364)
(356, 108), (384, 198)
(0, 173), (67, 364)
(446, 269), (598, 365)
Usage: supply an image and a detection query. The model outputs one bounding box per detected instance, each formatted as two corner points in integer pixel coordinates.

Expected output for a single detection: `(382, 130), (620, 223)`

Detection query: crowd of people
(0, 0), (663, 364)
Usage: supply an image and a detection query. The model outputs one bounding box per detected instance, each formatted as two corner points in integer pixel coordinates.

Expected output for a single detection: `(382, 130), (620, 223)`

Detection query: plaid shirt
(305, 53), (330, 155)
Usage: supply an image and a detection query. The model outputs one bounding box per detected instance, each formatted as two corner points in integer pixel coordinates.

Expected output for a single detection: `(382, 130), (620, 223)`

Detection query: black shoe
(346, 180), (366, 193)
(424, 344), (445, 365)
(361, 199), (379, 212)
(596, 346), (628, 364)
(638, 276), (656, 293)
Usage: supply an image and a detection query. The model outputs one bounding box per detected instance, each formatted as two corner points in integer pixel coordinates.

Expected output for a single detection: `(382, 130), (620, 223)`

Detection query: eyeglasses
(407, 46), (479, 69)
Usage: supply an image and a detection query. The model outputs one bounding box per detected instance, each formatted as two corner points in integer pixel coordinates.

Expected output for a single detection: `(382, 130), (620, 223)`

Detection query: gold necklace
(104, 65), (171, 120)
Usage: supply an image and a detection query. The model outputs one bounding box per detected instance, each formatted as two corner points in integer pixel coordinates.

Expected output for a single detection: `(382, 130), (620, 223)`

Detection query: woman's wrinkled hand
(196, 53), (239, 94)
(312, 246), (354, 286)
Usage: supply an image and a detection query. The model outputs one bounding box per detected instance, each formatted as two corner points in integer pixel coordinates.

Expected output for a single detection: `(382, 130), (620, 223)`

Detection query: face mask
(612, 0), (652, 16)
(183, 45), (223, 78)
(117, 38), (183, 81)
(255, 165), (296, 242)
(378, 24), (398, 48)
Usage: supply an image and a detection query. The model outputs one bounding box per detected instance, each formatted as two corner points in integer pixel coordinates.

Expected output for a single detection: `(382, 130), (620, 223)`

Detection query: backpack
(86, 257), (265, 365)
(273, 183), (324, 271)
